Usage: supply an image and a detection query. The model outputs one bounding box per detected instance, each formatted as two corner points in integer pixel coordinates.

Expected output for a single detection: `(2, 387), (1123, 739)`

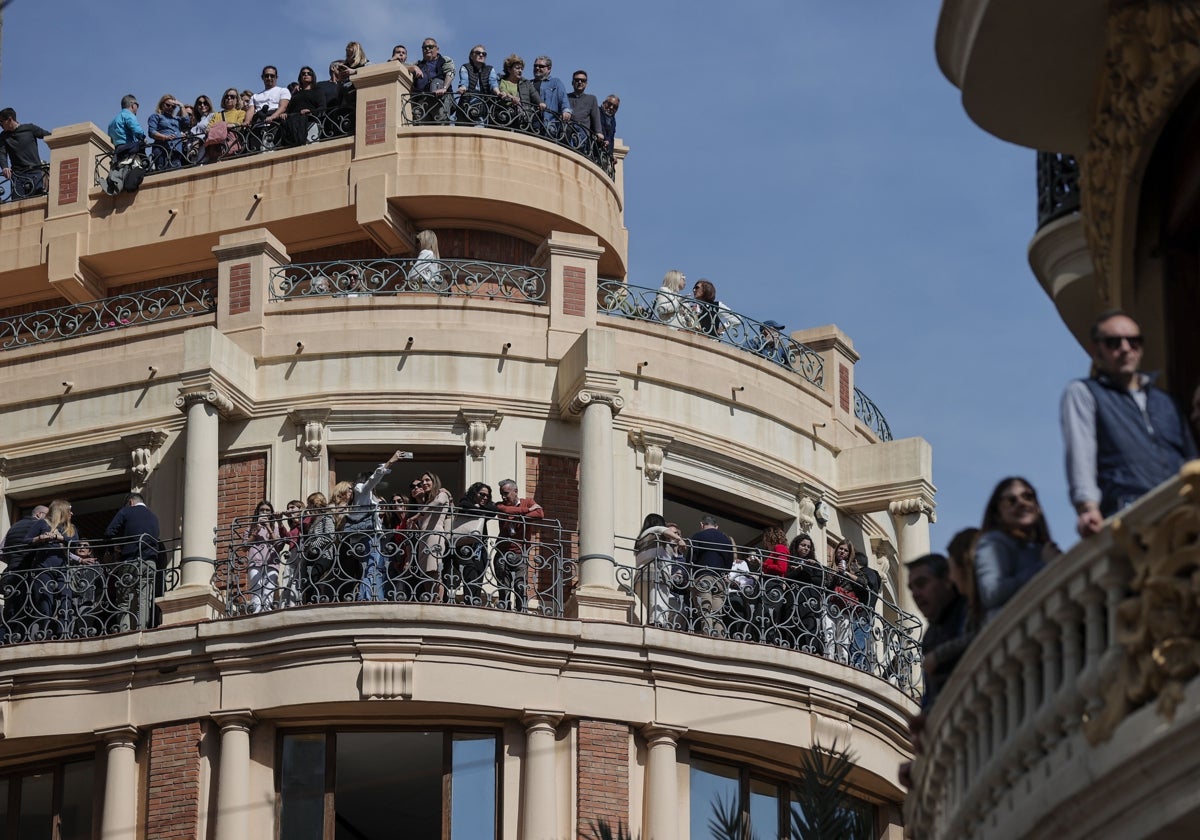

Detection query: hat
(761, 320), (786, 330)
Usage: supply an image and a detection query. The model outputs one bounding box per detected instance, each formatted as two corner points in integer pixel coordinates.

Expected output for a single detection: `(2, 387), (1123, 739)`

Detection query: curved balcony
(906, 462), (1200, 839)
(853, 386), (893, 442)
(1036, 151), (1081, 229)
(270, 256), (546, 303)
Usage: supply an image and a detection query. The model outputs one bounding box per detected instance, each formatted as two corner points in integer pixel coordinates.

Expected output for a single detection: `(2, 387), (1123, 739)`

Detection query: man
(413, 38), (456, 123)
(249, 66), (291, 126)
(599, 94), (619, 154)
(317, 61), (353, 111)
(104, 492), (164, 632)
(494, 479), (545, 611)
(107, 94), (145, 153)
(455, 44), (499, 124)
(0, 108), (50, 198)
(565, 70), (604, 142)
(1061, 310), (1198, 537)
(852, 551), (882, 671)
(752, 320), (790, 367)
(531, 56), (572, 126)
(1, 505), (49, 642)
(688, 515), (734, 635)
(906, 553), (966, 710)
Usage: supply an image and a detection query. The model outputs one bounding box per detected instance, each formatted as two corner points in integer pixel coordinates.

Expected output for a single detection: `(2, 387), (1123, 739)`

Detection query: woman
(782, 533), (825, 654)
(245, 500), (285, 613)
(689, 278), (735, 339)
(240, 90), (254, 112)
(190, 94), (215, 137)
(300, 492), (337, 604)
(634, 513), (676, 627)
(653, 269), (690, 329)
(922, 527), (981, 680)
(280, 66), (327, 148)
(278, 499), (304, 608)
(448, 482), (498, 605)
(387, 478), (425, 600)
(975, 478), (1059, 623)
(147, 94), (191, 169)
(498, 54), (542, 126)
(29, 498), (77, 638)
(205, 88), (247, 162)
(345, 451), (408, 602)
(408, 229), (447, 292)
(823, 538), (868, 664)
(345, 41), (369, 69)
(411, 471), (453, 601)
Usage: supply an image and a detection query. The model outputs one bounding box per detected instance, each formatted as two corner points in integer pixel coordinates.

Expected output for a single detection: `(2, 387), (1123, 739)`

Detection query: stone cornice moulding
(1082, 0), (1200, 303)
(839, 478), (937, 518)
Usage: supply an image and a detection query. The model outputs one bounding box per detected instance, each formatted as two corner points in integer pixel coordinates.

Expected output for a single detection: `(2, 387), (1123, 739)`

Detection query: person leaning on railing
(28, 499), (78, 640)
(974, 477), (1059, 624)
(653, 269), (691, 329)
(448, 483), (499, 606)
(411, 470), (454, 601)
(497, 54), (542, 129)
(205, 88), (247, 162)
(823, 538), (869, 664)
(300, 492), (337, 604)
(245, 500), (287, 614)
(494, 479), (545, 611)
(0, 107), (50, 199)
(147, 94), (192, 169)
(784, 533), (826, 654)
(280, 66), (328, 148)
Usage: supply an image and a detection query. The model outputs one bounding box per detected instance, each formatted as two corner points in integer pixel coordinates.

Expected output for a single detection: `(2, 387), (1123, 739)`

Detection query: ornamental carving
(1082, 0), (1200, 300)
(628, 429), (672, 484)
(121, 429), (169, 490)
(459, 410), (502, 460)
(1083, 464), (1200, 744)
(888, 496), (936, 522)
(566, 389), (625, 417)
(174, 388), (235, 415)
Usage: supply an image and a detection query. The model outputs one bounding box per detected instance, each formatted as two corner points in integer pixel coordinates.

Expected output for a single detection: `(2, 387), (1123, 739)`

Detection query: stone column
(641, 724), (685, 840)
(522, 711), (563, 840)
(889, 498), (934, 618)
(158, 390), (228, 625)
(97, 725), (139, 840)
(0, 458), (10, 535)
(212, 711), (255, 840)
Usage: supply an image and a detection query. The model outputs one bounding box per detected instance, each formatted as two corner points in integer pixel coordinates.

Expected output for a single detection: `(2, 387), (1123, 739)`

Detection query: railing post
(43, 123), (110, 303)
(521, 711), (563, 840)
(789, 324), (858, 418)
(533, 231), (603, 360)
(212, 228), (289, 356)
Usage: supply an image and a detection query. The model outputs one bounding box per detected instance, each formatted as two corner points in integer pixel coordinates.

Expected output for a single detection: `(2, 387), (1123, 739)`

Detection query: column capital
(176, 387), (236, 417)
(95, 724), (140, 746)
(567, 388), (624, 418)
(522, 710), (564, 730)
(640, 722), (687, 744)
(211, 710), (256, 732)
(888, 495), (936, 523)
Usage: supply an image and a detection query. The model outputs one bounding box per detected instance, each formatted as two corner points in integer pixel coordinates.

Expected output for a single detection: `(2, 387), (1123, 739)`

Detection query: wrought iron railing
(270, 257), (547, 303)
(614, 535), (923, 700)
(596, 280), (825, 388)
(853, 386), (893, 441)
(0, 163), (49, 204)
(400, 92), (615, 178)
(93, 109), (354, 187)
(1, 536), (181, 645)
(1036, 151), (1080, 228)
(215, 505), (577, 617)
(0, 278), (217, 351)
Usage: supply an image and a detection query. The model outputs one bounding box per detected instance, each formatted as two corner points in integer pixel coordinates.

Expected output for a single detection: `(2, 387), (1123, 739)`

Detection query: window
(278, 730), (499, 840)
(0, 756), (97, 840)
(689, 755), (875, 840)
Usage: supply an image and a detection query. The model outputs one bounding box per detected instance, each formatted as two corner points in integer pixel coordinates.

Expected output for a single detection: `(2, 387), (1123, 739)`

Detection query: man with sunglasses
(1062, 310), (1197, 536)
(413, 39), (456, 123)
(249, 65), (291, 126)
(564, 70), (603, 142)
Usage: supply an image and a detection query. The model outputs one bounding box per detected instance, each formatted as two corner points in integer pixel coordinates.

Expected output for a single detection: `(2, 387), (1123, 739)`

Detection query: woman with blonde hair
(409, 229), (447, 292)
(147, 93), (191, 169)
(29, 498), (78, 637)
(653, 269), (690, 329)
(412, 471), (453, 600)
(345, 41), (369, 69)
(823, 537), (868, 664)
(301, 491), (337, 603)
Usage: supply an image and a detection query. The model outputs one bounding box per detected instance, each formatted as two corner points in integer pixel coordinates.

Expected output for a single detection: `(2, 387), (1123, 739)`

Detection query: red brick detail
(839, 364), (850, 412)
(58, 158), (79, 205)
(215, 453), (268, 596)
(365, 98), (387, 145)
(525, 453), (580, 600)
(228, 262), (251, 315)
(576, 720), (630, 837)
(562, 266), (586, 316)
(146, 721), (203, 840)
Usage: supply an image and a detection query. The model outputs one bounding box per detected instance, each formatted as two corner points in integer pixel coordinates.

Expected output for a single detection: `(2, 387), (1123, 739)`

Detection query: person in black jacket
(907, 552), (967, 711)
(104, 492), (163, 631)
(447, 483), (498, 605)
(852, 551), (883, 671)
(1, 504), (48, 642)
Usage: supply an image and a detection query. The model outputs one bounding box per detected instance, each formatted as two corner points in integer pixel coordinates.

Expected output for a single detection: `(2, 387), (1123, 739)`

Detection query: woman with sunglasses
(147, 93), (191, 169)
(204, 88), (248, 162)
(280, 66), (328, 148)
(975, 477), (1060, 623)
(190, 95), (215, 137)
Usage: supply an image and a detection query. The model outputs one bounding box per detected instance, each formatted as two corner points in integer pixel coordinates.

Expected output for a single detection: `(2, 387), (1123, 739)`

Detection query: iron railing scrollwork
(0, 278), (217, 351)
(270, 257), (547, 303)
(93, 109), (354, 187)
(216, 505), (578, 617)
(0, 163), (49, 204)
(597, 279), (825, 388)
(853, 386), (893, 441)
(1036, 151), (1080, 228)
(1, 536), (181, 645)
(401, 92), (615, 178)
(615, 535), (924, 701)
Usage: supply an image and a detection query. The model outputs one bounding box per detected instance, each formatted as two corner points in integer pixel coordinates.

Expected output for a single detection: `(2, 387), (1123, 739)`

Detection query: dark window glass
(280, 735), (326, 840)
(59, 759), (95, 840)
(451, 734), (496, 840)
(335, 732), (442, 840)
(690, 759), (739, 839)
(15, 772), (52, 840)
(0, 778), (8, 840)
(748, 777), (782, 839)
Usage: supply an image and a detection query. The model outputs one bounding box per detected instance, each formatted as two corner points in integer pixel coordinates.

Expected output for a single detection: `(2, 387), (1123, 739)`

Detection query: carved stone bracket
(120, 429), (169, 491)
(459, 410), (503, 460)
(628, 429), (672, 484)
(358, 642), (420, 700)
(566, 389), (625, 418)
(1082, 0), (1200, 301)
(889, 496), (937, 523)
(174, 388), (236, 417)
(289, 408), (332, 461)
(1083, 463), (1200, 744)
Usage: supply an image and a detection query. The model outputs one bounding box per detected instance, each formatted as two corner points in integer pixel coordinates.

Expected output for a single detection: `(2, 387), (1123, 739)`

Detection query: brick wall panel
(576, 720), (630, 837)
(525, 453), (580, 604)
(146, 721), (202, 840)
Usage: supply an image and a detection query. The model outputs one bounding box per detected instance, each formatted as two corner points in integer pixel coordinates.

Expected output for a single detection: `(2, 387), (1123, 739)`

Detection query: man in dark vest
(455, 44), (498, 124)
(1062, 310), (1197, 537)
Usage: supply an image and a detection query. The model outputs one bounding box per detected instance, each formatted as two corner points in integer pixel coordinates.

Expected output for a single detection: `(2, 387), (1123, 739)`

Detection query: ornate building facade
(0, 64), (930, 838)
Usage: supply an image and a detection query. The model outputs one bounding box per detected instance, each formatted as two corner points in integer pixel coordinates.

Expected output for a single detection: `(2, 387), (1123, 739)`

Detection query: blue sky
(0, 1), (1089, 550)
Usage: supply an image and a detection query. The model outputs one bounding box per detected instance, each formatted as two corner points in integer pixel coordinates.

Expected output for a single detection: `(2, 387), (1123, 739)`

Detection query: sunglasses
(224, 93), (238, 99)
(1098, 334), (1142, 350)
(262, 73), (277, 79)
(472, 50), (487, 57)
(1000, 489), (1037, 506)
(573, 78), (587, 83)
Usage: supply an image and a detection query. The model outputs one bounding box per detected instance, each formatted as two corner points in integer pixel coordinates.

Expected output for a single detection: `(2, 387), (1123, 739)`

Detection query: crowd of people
(0, 493), (165, 642)
(632, 514), (895, 672)
(232, 453), (553, 614)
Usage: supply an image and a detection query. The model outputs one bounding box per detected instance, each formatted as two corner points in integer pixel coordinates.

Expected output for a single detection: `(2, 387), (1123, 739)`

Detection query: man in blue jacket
(1062, 310), (1198, 537)
(104, 492), (163, 630)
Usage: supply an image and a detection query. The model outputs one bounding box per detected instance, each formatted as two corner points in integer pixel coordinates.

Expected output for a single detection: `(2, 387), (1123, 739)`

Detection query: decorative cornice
(1082, 0), (1200, 302)
(121, 429), (169, 490)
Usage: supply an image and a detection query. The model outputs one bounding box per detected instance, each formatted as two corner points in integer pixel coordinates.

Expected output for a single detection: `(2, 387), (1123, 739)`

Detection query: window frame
(0, 752), (100, 840)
